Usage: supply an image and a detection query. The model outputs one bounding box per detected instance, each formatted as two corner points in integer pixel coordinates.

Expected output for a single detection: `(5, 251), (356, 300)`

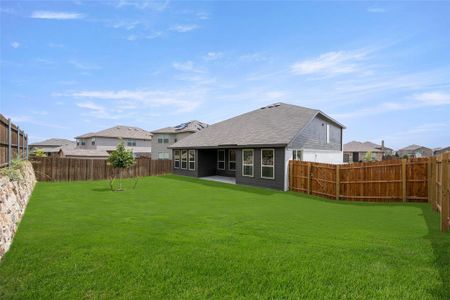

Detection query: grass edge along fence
(0, 114), (28, 167)
(289, 154), (450, 232)
(31, 157), (172, 182)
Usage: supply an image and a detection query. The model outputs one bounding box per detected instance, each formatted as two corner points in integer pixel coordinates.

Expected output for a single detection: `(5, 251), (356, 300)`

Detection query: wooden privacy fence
(429, 153), (450, 231)
(31, 157), (172, 182)
(289, 155), (450, 232)
(0, 114), (28, 167)
(289, 158), (429, 203)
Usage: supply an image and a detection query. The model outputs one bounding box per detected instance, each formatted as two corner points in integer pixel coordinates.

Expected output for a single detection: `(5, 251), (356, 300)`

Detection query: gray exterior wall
(151, 132), (192, 159)
(235, 148), (285, 190)
(77, 137), (151, 149)
(288, 114), (342, 151)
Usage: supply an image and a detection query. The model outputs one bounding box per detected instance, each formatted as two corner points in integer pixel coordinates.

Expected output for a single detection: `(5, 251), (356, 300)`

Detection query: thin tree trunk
(119, 168), (122, 190)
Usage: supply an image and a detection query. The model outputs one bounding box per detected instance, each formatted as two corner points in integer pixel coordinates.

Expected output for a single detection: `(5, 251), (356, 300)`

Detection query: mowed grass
(0, 175), (449, 299)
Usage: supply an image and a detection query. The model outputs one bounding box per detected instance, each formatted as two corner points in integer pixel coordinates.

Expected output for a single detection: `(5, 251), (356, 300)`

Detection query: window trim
(293, 149), (302, 161)
(181, 150), (187, 170)
(261, 148), (275, 180)
(188, 150), (196, 171)
(174, 150), (180, 169)
(242, 149), (254, 177)
(228, 149), (236, 171)
(217, 149), (225, 170)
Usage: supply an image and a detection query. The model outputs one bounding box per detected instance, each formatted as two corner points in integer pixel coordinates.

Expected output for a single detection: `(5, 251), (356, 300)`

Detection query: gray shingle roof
(60, 149), (110, 157)
(170, 103), (344, 149)
(344, 141), (389, 152)
(398, 144), (429, 151)
(75, 125), (152, 140)
(151, 120), (208, 134)
(30, 138), (75, 147)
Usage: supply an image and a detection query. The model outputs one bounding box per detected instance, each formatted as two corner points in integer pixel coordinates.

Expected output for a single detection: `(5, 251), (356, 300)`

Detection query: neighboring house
(169, 103), (345, 191)
(29, 138), (76, 157)
(343, 141), (392, 163)
(397, 144), (433, 158)
(433, 146), (450, 156)
(151, 120), (208, 160)
(63, 125), (152, 158)
(58, 149), (110, 159)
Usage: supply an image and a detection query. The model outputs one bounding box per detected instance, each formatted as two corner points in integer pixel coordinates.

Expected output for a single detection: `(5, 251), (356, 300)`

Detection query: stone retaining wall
(0, 161), (36, 259)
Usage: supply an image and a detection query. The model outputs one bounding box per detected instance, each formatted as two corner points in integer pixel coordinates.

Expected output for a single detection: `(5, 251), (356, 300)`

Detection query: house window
(81, 140), (86, 146)
(189, 150), (195, 170)
(174, 150), (180, 168)
(229, 149), (236, 171)
(127, 140), (136, 147)
(326, 124), (330, 144)
(343, 153), (350, 163)
(242, 149), (254, 177)
(91, 138), (96, 146)
(217, 149), (225, 170)
(158, 152), (169, 160)
(158, 135), (170, 144)
(261, 149), (275, 179)
(293, 150), (302, 161)
(181, 150), (187, 169)
(76, 139), (80, 146)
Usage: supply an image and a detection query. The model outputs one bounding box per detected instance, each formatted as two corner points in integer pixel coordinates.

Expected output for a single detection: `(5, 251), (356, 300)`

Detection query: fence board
(31, 157), (172, 182)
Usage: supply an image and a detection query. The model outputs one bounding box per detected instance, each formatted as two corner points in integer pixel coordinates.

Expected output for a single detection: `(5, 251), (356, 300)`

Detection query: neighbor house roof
(151, 120), (208, 134)
(75, 125), (152, 140)
(398, 144), (430, 151)
(170, 103), (344, 149)
(344, 141), (389, 152)
(30, 138), (75, 147)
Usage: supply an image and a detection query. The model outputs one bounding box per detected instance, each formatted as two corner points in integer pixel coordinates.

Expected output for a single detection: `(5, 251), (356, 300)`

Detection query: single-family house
(434, 146), (450, 156)
(61, 125), (152, 158)
(169, 103), (345, 191)
(343, 140), (392, 163)
(397, 144), (433, 158)
(151, 120), (208, 159)
(29, 138), (76, 157)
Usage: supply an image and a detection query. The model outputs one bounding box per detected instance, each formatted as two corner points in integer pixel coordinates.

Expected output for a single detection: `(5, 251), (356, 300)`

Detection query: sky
(1, 0), (450, 149)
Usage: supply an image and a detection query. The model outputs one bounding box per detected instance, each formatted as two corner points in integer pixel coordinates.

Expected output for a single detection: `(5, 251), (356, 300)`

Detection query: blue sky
(1, 0), (449, 149)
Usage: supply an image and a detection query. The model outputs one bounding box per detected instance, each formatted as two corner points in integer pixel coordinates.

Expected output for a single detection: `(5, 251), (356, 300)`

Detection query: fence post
(402, 159), (407, 202)
(427, 158), (432, 203)
(307, 162), (311, 195)
(22, 130), (25, 159)
(26, 134), (29, 159)
(441, 153), (449, 232)
(289, 161), (293, 191)
(17, 127), (20, 159)
(431, 157), (437, 210)
(336, 164), (340, 200)
(7, 118), (12, 166)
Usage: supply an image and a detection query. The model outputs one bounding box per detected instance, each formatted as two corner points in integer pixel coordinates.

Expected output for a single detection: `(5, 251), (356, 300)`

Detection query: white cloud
(412, 92), (450, 106)
(69, 60), (101, 70)
(367, 7), (386, 13)
(170, 24), (199, 33)
(77, 101), (105, 111)
(11, 42), (20, 48)
(114, 0), (169, 11)
(203, 52), (223, 61)
(196, 12), (210, 20)
(10, 115), (68, 129)
(30, 11), (84, 20)
(67, 89), (202, 114)
(172, 61), (205, 73)
(291, 50), (368, 77)
(239, 52), (269, 63)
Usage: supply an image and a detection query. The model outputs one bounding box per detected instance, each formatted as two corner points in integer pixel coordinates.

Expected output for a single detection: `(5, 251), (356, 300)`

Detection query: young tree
(107, 142), (135, 191)
(32, 148), (47, 157)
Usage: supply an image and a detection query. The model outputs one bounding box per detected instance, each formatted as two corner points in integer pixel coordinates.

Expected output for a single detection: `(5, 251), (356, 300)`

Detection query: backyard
(0, 175), (449, 299)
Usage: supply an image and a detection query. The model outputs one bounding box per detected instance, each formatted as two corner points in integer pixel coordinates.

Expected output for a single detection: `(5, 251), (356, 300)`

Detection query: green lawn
(0, 175), (449, 299)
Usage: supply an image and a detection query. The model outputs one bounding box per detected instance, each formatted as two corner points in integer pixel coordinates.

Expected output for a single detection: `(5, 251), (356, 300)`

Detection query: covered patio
(200, 175), (236, 185)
